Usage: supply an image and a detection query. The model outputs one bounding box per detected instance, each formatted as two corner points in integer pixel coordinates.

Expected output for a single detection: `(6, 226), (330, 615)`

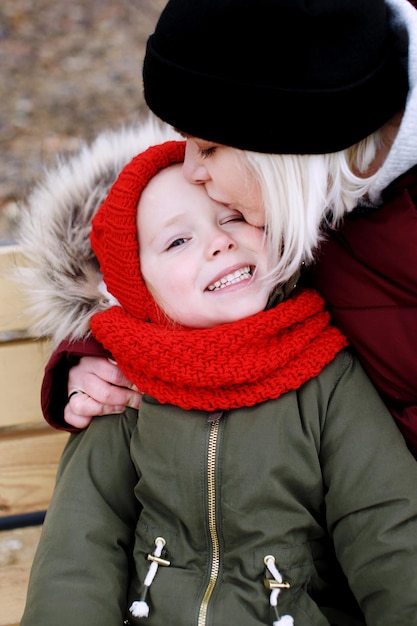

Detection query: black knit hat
(143, 0), (409, 154)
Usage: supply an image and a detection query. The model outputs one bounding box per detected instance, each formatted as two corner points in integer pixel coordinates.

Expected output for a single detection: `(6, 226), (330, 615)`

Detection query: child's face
(138, 164), (270, 328)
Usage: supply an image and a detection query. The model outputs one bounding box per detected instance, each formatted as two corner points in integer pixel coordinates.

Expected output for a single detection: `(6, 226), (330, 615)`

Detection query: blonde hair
(242, 130), (382, 287)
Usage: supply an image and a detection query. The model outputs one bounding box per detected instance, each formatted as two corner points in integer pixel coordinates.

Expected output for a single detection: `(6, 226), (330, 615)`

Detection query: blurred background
(0, 0), (166, 243)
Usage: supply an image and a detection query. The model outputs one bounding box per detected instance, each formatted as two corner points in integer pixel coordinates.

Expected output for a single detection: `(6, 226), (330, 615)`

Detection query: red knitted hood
(90, 140), (186, 323)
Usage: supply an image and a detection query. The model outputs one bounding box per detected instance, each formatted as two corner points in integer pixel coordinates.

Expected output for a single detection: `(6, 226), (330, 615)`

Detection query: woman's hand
(65, 356), (141, 428)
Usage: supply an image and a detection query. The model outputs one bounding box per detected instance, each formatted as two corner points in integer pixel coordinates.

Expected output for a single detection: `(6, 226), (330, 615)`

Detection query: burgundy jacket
(41, 166), (417, 456)
(311, 166), (417, 456)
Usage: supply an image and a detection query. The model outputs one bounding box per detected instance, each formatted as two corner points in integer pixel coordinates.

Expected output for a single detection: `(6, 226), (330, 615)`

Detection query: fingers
(63, 404), (94, 429)
(71, 356), (137, 390)
(105, 360), (138, 392)
(69, 379), (141, 412)
(65, 356), (142, 429)
(65, 391), (126, 428)
(64, 395), (126, 428)
(68, 357), (140, 403)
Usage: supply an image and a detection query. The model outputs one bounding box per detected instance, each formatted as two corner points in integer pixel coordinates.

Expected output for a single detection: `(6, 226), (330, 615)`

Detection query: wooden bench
(0, 245), (69, 626)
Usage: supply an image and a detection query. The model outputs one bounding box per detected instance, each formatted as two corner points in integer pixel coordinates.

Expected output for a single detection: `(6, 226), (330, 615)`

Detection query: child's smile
(206, 265), (253, 292)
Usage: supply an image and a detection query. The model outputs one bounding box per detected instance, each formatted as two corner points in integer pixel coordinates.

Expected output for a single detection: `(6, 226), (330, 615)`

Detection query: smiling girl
(20, 141), (417, 626)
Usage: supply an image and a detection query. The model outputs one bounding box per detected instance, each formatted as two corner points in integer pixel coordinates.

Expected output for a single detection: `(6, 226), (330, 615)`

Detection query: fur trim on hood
(15, 116), (180, 350)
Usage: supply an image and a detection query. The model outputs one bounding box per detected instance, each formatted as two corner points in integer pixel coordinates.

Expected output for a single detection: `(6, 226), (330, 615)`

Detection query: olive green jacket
(22, 351), (417, 626)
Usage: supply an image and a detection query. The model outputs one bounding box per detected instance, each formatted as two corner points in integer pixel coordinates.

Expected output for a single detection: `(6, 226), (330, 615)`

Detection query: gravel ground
(0, 0), (166, 243)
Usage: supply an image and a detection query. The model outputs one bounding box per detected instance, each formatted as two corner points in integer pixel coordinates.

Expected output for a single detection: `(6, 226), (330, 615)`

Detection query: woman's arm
(42, 335), (141, 430)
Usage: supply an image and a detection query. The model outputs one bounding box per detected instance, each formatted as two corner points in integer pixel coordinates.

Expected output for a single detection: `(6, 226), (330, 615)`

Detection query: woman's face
(182, 137), (265, 227)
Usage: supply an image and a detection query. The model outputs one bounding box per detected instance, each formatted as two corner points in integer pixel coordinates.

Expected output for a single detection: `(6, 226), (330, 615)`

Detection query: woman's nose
(183, 141), (210, 184)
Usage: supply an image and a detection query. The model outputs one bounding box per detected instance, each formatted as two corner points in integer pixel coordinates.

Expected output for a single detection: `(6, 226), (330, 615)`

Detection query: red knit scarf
(90, 288), (348, 411)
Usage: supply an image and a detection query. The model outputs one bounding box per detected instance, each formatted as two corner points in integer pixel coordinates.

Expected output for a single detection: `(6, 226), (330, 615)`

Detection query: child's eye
(167, 237), (188, 250)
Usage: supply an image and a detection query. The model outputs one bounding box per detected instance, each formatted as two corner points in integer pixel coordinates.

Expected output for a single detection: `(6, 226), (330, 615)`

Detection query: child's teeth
(208, 266), (251, 291)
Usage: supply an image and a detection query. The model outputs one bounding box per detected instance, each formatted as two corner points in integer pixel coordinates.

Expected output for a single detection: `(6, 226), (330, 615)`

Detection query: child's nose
(209, 231), (237, 257)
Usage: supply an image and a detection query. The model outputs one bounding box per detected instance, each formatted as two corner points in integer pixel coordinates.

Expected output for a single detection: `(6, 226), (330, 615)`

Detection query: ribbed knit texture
(91, 289), (348, 411)
(90, 140), (348, 411)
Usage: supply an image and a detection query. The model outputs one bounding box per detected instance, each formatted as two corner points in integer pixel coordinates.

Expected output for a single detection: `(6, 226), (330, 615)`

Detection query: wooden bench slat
(0, 339), (50, 429)
(0, 246), (33, 335)
(0, 429), (68, 518)
(0, 526), (42, 626)
(0, 564), (31, 626)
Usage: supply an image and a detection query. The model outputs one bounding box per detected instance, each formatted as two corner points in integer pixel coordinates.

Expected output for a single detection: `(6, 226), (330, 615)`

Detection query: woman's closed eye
(221, 210), (246, 224)
(198, 146), (216, 159)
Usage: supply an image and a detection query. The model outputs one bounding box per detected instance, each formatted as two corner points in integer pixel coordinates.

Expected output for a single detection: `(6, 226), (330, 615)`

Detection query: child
(20, 141), (417, 626)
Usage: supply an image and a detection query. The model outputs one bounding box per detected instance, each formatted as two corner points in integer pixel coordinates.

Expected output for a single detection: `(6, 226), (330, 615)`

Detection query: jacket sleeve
(41, 336), (109, 431)
(310, 173), (417, 458)
(20, 409), (139, 626)
(320, 352), (417, 624)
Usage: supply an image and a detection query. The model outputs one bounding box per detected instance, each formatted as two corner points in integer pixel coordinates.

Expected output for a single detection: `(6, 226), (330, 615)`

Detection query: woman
(23, 0), (417, 454)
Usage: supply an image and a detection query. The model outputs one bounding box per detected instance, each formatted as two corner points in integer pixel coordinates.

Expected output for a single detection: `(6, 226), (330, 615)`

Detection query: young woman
(29, 0), (417, 456)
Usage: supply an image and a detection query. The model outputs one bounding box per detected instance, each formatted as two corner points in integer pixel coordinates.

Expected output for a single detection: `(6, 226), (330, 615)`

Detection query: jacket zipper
(197, 417), (221, 626)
